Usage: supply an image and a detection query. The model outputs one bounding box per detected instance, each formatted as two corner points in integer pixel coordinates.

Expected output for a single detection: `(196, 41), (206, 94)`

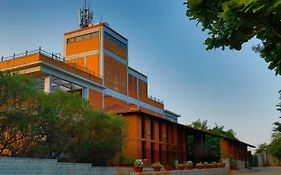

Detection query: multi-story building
(0, 4), (254, 168)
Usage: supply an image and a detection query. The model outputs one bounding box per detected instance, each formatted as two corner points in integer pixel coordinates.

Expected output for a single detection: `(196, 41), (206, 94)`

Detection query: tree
(267, 90), (281, 159)
(189, 119), (237, 162)
(268, 130), (281, 159)
(189, 119), (237, 139)
(0, 73), (45, 155)
(185, 0), (281, 75)
(0, 73), (127, 165)
(275, 90), (281, 132)
(255, 143), (268, 154)
(189, 119), (208, 131)
(209, 124), (237, 140)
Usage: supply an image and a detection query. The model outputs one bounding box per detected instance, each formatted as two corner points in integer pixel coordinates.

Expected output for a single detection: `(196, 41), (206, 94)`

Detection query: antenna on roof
(79, 0), (93, 28)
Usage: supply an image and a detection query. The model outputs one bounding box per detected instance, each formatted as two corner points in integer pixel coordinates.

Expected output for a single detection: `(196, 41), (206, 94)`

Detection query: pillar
(82, 87), (89, 100)
(44, 76), (52, 93)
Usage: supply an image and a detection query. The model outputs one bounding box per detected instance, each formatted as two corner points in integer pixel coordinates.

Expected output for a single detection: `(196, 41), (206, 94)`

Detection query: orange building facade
(0, 22), (254, 168)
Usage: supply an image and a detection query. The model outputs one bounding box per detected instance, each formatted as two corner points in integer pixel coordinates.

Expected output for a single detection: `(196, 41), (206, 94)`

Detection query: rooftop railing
(1, 47), (101, 78)
(148, 95), (164, 104)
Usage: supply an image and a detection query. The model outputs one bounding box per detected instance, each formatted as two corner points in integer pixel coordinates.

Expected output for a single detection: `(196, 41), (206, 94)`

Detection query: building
(0, 3), (254, 169)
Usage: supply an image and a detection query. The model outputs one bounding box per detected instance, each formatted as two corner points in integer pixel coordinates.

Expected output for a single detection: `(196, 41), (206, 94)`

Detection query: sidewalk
(229, 167), (281, 175)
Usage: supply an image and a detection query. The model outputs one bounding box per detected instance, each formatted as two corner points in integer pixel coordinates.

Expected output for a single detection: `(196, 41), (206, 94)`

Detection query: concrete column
(44, 76), (52, 93)
(82, 87), (89, 100)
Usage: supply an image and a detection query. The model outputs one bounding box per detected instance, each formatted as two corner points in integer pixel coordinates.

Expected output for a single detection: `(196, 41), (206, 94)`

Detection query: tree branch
(271, 26), (281, 40)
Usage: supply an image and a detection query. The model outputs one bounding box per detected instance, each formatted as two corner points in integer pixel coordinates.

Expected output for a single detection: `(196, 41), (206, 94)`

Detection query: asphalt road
(231, 167), (281, 175)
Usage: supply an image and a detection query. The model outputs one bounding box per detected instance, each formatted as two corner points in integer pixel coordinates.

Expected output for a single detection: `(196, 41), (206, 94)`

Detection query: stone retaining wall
(0, 157), (228, 175)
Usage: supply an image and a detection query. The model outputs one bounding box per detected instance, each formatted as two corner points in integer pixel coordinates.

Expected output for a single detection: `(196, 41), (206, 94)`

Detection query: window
(67, 32), (99, 44)
(105, 32), (127, 49)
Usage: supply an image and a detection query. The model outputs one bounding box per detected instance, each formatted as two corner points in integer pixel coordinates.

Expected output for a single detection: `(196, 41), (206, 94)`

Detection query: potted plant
(151, 162), (162, 172)
(164, 165), (172, 171)
(185, 161), (193, 170)
(213, 162), (219, 168)
(217, 162), (224, 168)
(167, 160), (176, 169)
(196, 162), (203, 169)
(203, 162), (209, 169)
(177, 163), (185, 170)
(133, 159), (144, 173)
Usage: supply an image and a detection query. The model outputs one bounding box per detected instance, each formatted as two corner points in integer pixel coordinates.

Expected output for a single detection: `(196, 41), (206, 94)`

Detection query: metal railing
(148, 95), (164, 104)
(1, 49), (39, 62)
(1, 47), (101, 78)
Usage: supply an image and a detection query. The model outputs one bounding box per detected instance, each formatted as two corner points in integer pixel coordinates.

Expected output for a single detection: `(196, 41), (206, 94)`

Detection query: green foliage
(189, 119), (208, 131)
(255, 143), (268, 154)
(185, 0), (281, 75)
(195, 162), (203, 168)
(189, 119), (237, 162)
(185, 160), (193, 166)
(119, 154), (134, 165)
(266, 90), (281, 159)
(134, 159), (144, 168)
(268, 132), (281, 159)
(273, 121), (281, 132)
(151, 162), (162, 168)
(261, 91), (281, 159)
(189, 119), (237, 139)
(167, 160), (176, 167)
(209, 124), (237, 140)
(0, 73), (127, 165)
(0, 73), (45, 155)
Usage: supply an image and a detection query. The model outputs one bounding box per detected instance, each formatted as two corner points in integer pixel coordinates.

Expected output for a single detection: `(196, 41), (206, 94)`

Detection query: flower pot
(178, 166), (185, 170)
(230, 165), (238, 170)
(153, 167), (161, 172)
(164, 166), (172, 171)
(134, 167), (143, 173)
(186, 166), (193, 170)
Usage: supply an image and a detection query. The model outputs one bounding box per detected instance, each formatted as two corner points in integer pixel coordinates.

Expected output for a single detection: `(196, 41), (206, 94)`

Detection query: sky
(0, 0), (281, 150)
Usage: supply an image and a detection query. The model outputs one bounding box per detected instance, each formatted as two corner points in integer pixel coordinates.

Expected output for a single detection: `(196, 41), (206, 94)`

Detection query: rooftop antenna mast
(79, 0), (93, 28)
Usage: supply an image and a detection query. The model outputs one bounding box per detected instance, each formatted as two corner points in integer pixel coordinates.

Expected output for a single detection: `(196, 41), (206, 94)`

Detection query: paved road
(231, 167), (281, 175)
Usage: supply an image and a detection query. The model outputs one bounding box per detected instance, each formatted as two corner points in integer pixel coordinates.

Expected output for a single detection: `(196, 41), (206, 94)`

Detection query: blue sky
(0, 0), (281, 149)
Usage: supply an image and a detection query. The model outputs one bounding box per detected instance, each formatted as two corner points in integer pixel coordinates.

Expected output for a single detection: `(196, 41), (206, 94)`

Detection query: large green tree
(0, 73), (44, 155)
(0, 73), (127, 165)
(185, 0), (281, 75)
